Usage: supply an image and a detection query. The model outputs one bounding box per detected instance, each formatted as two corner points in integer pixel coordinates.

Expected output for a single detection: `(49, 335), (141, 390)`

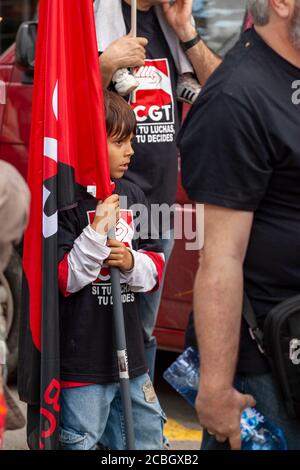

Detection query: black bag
(243, 294), (300, 420)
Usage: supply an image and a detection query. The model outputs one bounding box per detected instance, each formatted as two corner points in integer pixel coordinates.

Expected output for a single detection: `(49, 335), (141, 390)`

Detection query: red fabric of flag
(18, 0), (111, 450)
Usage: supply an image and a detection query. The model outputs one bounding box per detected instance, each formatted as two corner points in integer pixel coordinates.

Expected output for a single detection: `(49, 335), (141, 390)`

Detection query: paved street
(155, 351), (202, 451)
(3, 390), (27, 451)
(3, 351), (202, 451)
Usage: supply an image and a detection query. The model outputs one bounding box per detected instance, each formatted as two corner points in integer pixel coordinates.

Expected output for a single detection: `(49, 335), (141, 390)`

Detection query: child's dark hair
(103, 90), (136, 141)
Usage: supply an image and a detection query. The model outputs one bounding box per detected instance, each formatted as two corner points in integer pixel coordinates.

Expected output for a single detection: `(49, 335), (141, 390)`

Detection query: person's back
(179, 0), (300, 450)
(180, 25), (300, 375)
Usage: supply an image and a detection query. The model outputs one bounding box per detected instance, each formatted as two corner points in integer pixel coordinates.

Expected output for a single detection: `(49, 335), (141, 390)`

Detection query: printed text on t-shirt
(130, 59), (175, 144)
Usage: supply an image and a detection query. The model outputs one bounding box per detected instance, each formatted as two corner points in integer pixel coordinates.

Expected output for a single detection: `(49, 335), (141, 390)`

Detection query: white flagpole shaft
(131, 0), (137, 37)
(112, 0), (138, 95)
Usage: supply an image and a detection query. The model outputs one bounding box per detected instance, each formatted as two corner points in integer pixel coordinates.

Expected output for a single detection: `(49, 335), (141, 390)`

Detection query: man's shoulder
(201, 29), (270, 108)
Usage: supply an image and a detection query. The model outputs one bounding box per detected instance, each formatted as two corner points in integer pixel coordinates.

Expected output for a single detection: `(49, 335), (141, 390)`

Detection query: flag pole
(131, 0), (137, 37)
(110, 264), (136, 450)
(109, 0), (138, 450)
(109, 223), (136, 450)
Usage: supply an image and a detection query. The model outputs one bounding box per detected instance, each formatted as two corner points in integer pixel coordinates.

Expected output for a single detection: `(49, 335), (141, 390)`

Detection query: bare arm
(162, 0), (221, 85)
(185, 36), (222, 85)
(195, 205), (256, 449)
(99, 36), (148, 89)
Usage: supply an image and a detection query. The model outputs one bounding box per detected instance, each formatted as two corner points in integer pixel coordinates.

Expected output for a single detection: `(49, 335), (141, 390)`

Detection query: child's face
(107, 133), (135, 179)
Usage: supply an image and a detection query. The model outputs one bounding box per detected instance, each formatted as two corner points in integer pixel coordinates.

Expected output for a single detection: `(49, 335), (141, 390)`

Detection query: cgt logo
(130, 58), (174, 124)
(87, 209), (134, 283)
(289, 338), (300, 365)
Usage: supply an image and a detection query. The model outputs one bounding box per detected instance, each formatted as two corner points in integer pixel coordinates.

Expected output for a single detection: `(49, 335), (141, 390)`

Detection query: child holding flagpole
(57, 91), (166, 450)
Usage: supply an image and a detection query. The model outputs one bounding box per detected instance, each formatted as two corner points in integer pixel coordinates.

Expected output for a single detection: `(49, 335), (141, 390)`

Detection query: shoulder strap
(243, 294), (265, 354)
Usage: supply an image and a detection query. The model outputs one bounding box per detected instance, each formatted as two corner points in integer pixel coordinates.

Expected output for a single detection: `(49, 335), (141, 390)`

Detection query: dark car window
(0, 0), (38, 55)
(193, 0), (248, 56)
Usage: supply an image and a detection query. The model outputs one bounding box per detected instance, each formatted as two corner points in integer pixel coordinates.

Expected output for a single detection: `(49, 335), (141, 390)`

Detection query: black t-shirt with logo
(179, 28), (300, 374)
(58, 179), (162, 383)
(122, 1), (179, 212)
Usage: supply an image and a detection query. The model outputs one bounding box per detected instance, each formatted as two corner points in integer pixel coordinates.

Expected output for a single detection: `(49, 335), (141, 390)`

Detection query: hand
(196, 385), (256, 450)
(101, 35), (148, 74)
(162, 0), (197, 42)
(105, 239), (134, 272)
(91, 195), (120, 235)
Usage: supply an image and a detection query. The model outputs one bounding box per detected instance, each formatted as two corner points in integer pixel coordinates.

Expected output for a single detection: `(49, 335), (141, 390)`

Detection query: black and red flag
(18, 0), (111, 450)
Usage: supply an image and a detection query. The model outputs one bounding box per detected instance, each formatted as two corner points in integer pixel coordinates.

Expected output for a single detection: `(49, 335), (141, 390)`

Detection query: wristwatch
(180, 31), (201, 52)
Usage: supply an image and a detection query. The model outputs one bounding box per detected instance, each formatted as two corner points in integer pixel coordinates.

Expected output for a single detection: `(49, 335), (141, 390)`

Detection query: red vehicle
(0, 1), (250, 377)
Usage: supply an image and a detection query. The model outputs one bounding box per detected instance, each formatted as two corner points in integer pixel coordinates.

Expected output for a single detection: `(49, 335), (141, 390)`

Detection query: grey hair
(247, 0), (270, 26)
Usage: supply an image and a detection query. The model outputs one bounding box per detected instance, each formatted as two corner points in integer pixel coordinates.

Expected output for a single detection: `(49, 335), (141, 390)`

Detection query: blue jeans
(201, 373), (300, 450)
(59, 373), (166, 450)
(140, 230), (175, 381)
